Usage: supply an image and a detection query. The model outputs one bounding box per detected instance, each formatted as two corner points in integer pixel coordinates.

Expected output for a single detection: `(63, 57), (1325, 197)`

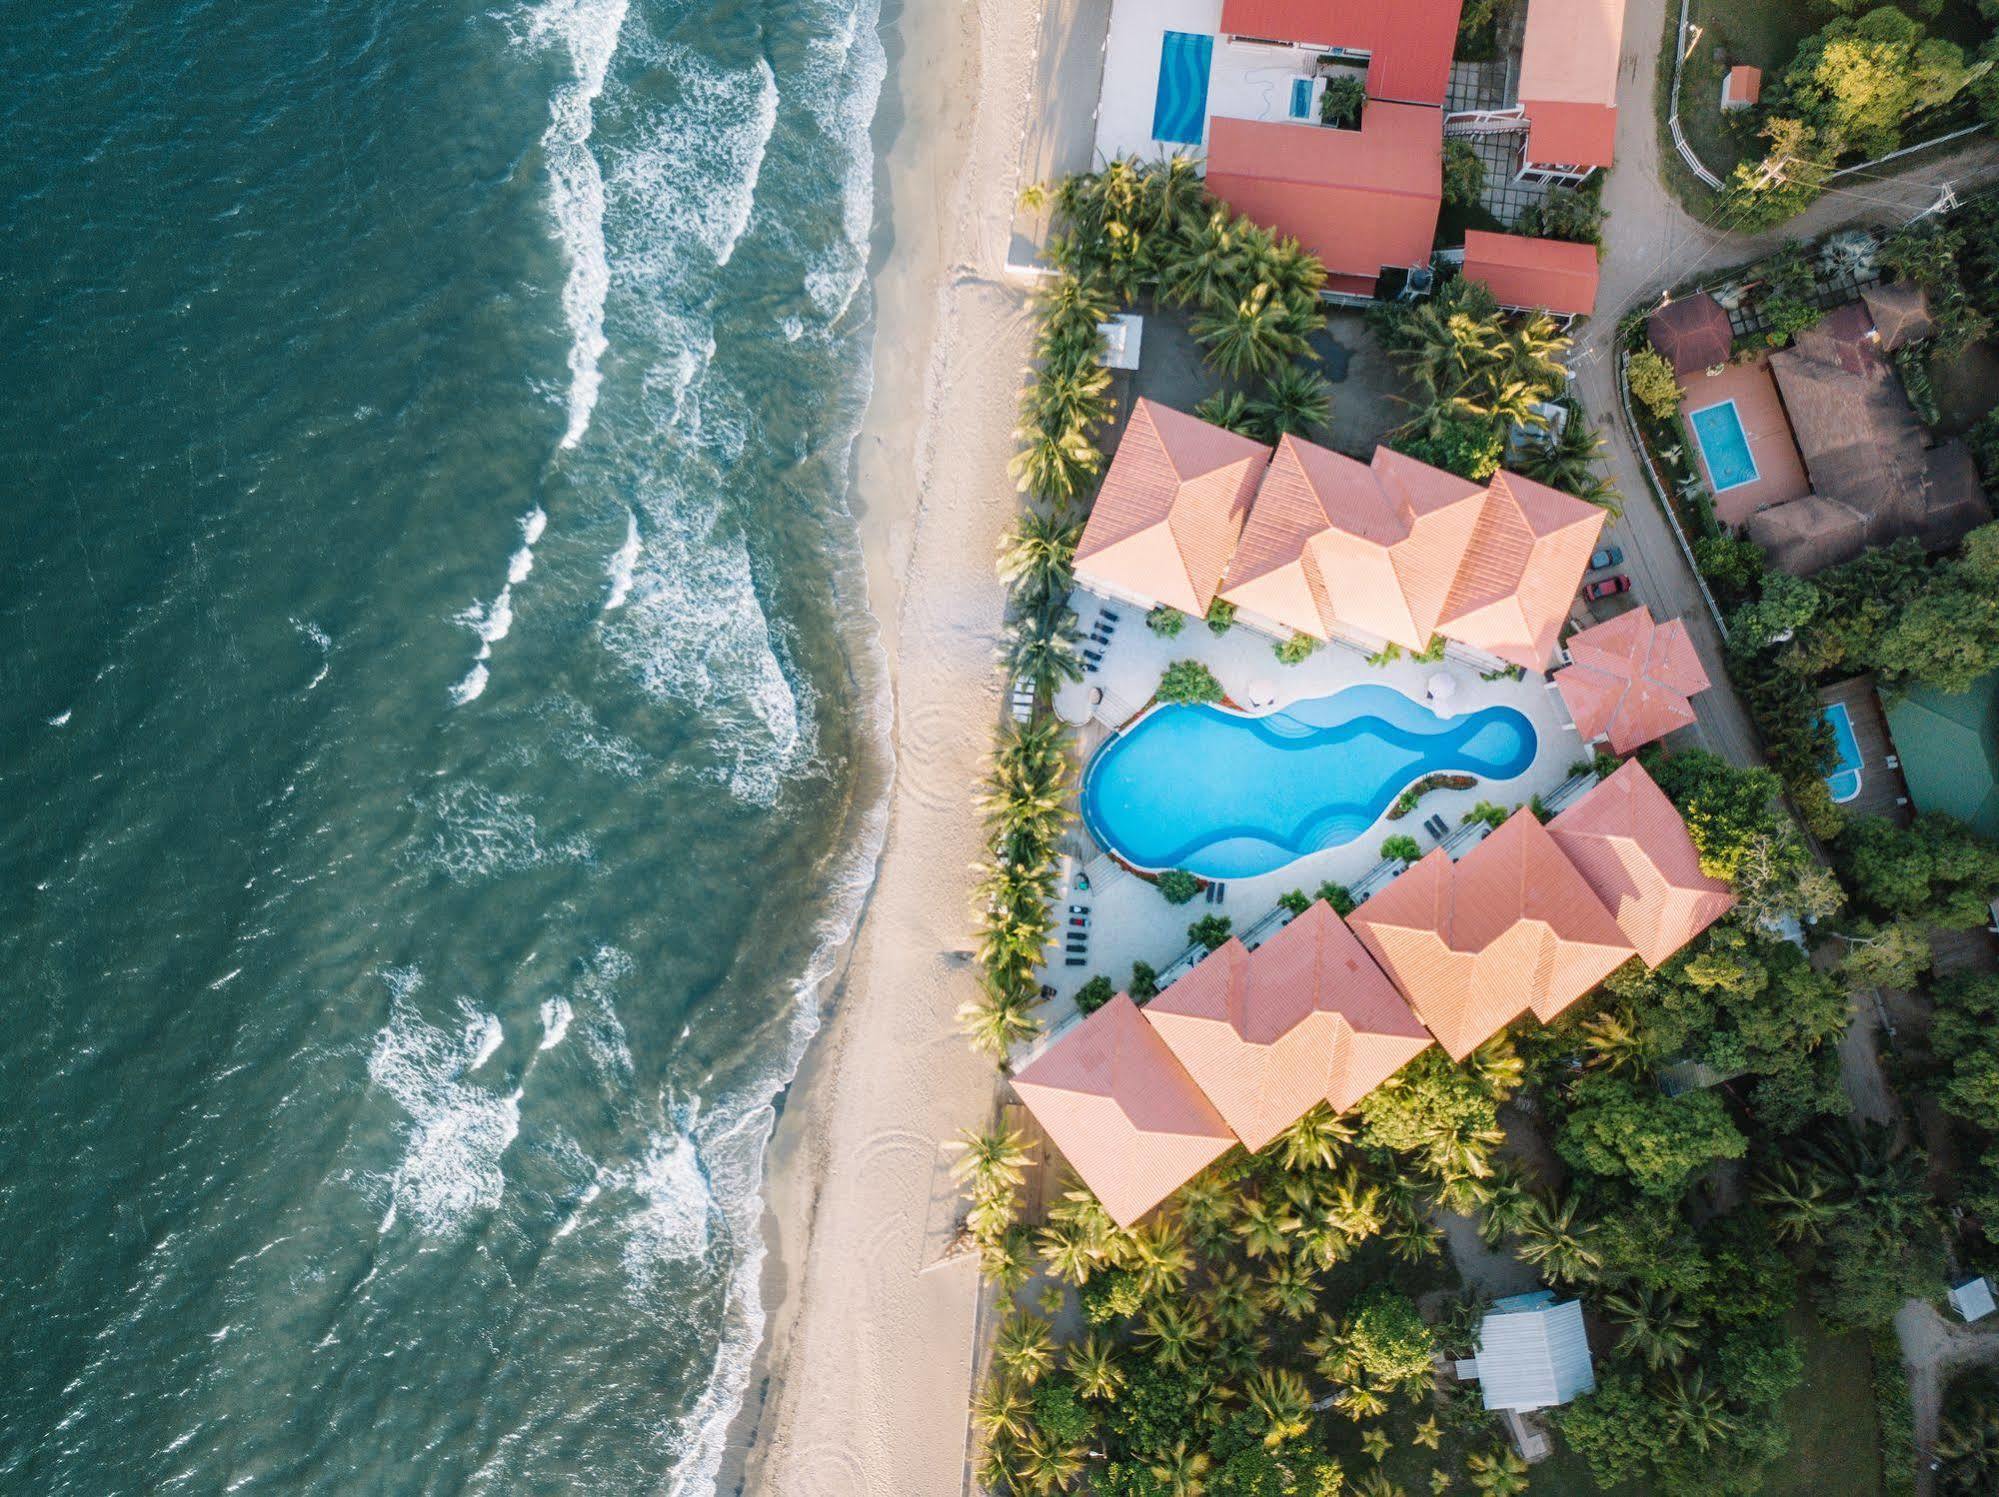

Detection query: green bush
(1316, 881), (1356, 915)
(1275, 631), (1321, 665)
(1871, 1326), (1917, 1497)
(1146, 605), (1185, 638)
(1379, 834), (1422, 864)
(1461, 800), (1510, 830)
(1277, 889), (1311, 916)
(1155, 869), (1202, 905)
(1157, 659), (1223, 705)
(1760, 294), (1824, 348)
(1391, 412), (1505, 480)
(1970, 409), (1999, 485)
(1442, 139), (1484, 208)
(1204, 598), (1236, 634)
(1318, 75), (1365, 128)
(1520, 182), (1605, 247)
(1128, 959), (1160, 1001)
(1628, 347), (1685, 419)
(1073, 975), (1115, 1015)
(1186, 914), (1233, 951)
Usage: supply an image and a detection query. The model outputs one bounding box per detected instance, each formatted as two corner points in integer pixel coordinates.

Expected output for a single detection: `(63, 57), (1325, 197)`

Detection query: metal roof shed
(1949, 1277), (1995, 1323)
(1466, 1291), (1596, 1411)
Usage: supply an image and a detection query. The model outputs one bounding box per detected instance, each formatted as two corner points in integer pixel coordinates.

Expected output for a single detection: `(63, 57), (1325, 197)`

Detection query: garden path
(1895, 1298), (1999, 1494)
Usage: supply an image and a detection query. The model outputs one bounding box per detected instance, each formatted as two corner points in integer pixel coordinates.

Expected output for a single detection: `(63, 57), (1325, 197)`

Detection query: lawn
(1762, 1309), (1887, 1497)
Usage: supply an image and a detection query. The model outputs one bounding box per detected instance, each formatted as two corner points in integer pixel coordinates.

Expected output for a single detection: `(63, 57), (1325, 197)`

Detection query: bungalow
(1462, 229), (1603, 319)
(1552, 606), (1712, 754)
(1880, 671), (1999, 842)
(1458, 1291), (1597, 1411)
(1516, 0), (1625, 182)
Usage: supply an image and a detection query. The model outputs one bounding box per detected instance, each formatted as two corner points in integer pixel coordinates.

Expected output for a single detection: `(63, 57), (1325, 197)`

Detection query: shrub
(1442, 139), (1484, 207)
(1205, 598), (1237, 634)
(1155, 869), (1202, 905)
(1893, 345), (1939, 427)
(1380, 834), (1422, 864)
(1319, 75), (1365, 128)
(1521, 182), (1605, 246)
(1277, 889), (1312, 916)
(1392, 413), (1505, 480)
(1146, 605), (1185, 638)
(1073, 975), (1115, 1015)
(1275, 631), (1321, 665)
(1461, 800), (1510, 830)
(1157, 659), (1223, 705)
(1129, 960), (1160, 1001)
(1871, 1326), (1917, 1497)
(1760, 294), (1824, 348)
(1316, 881), (1356, 915)
(1628, 347), (1684, 419)
(1187, 914), (1233, 951)
(1789, 775), (1846, 841)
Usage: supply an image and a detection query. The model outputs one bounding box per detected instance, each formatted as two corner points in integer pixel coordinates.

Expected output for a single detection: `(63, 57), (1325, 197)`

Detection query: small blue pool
(1151, 31), (1212, 145)
(1688, 400), (1760, 492)
(1823, 701), (1863, 804)
(1289, 77), (1314, 119)
(1081, 684), (1538, 878)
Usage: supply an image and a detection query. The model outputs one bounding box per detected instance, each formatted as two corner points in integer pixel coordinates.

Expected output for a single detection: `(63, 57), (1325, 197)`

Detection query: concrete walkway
(1895, 1298), (1999, 1494)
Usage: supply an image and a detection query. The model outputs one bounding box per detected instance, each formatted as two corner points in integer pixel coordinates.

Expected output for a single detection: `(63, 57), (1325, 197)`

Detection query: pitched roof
(1547, 760), (1736, 967)
(1882, 671), (1999, 841)
(1745, 494), (1870, 576)
(1011, 994), (1236, 1228)
(1519, 0), (1625, 169)
(1722, 65), (1762, 106)
(1462, 230), (1603, 318)
(1348, 811), (1636, 1059)
(1553, 606), (1711, 753)
(1145, 903), (1433, 1150)
(1436, 470), (1607, 670)
(1205, 106), (1442, 286)
(1074, 400), (1272, 613)
(1217, 0), (1465, 106)
(1863, 281), (1933, 352)
(1474, 1296), (1596, 1410)
(1647, 294), (1734, 376)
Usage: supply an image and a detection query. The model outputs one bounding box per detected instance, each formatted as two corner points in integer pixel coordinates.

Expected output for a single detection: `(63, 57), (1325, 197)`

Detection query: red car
(1583, 574), (1632, 602)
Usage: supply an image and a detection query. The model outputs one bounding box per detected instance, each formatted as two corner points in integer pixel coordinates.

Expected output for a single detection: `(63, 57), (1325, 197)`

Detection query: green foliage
(1784, 6), (1982, 161)
(1251, 362), (1336, 440)
(1872, 1326), (1918, 1497)
(1556, 1072), (1748, 1198)
(1442, 139), (1485, 208)
(1129, 960), (1160, 1001)
(1725, 117), (1835, 230)
(1835, 916), (1933, 992)
(1971, 408), (1999, 486)
(1277, 889), (1311, 917)
(1694, 532), (1769, 601)
(1628, 346), (1685, 418)
(1157, 658), (1224, 705)
(1358, 1047), (1507, 1181)
(1156, 869), (1203, 906)
(1074, 975), (1116, 1015)
(1518, 181), (1606, 247)
(1147, 605), (1187, 638)
(1031, 1376), (1097, 1447)
(1836, 812), (1999, 930)
(1460, 801), (1510, 830)
(1865, 525), (1999, 693)
(1391, 412), (1506, 481)
(1647, 749), (1786, 882)
(1320, 74), (1366, 128)
(1379, 834), (1422, 864)
(1275, 631), (1321, 665)
(1316, 881), (1356, 916)
(1205, 598), (1237, 635)
(1186, 913), (1233, 951)
(1341, 1289), (1437, 1390)
(1759, 294), (1825, 348)
(1893, 344), (1941, 426)
(1080, 1268), (1146, 1325)
(1556, 1373), (1663, 1488)
(1929, 971), (1999, 1132)
(1727, 570), (1821, 651)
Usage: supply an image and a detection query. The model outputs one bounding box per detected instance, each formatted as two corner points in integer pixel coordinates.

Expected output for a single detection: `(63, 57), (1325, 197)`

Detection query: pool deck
(1034, 589), (1585, 1015)
(1679, 358), (1812, 529)
(1818, 676), (1911, 826)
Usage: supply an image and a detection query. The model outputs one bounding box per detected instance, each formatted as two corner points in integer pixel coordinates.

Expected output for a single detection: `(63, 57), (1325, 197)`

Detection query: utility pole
(1911, 181), (1959, 222)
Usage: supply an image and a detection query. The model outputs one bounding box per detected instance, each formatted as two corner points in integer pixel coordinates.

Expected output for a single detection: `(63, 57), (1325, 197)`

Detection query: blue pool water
(1688, 400), (1760, 491)
(1082, 684), (1538, 878)
(1290, 77), (1314, 118)
(1823, 702), (1863, 803)
(1152, 31), (1213, 145)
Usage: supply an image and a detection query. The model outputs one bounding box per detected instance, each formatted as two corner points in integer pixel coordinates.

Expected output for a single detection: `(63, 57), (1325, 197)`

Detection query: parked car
(1583, 574), (1632, 602)
(1589, 545), (1624, 571)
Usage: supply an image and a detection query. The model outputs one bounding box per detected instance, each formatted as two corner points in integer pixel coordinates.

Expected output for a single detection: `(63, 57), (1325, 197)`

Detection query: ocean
(0, 0), (891, 1489)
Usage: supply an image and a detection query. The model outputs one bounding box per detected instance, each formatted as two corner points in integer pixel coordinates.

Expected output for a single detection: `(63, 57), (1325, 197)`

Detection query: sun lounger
(1065, 956), (1086, 967)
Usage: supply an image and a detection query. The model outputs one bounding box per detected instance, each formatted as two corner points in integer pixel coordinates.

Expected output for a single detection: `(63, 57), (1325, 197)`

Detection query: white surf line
(450, 507), (548, 707)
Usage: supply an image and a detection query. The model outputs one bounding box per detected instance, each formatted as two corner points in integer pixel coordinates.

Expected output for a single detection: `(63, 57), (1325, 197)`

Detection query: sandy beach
(730, 0), (1053, 1491)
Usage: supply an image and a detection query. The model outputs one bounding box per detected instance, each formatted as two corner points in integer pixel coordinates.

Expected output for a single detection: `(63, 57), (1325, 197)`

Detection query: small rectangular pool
(1151, 31), (1212, 145)
(1289, 77), (1313, 119)
(1688, 400), (1760, 492)
(1823, 701), (1863, 804)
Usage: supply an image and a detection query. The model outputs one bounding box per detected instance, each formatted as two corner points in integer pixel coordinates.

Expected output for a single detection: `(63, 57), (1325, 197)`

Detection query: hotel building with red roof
(1553, 607), (1712, 755)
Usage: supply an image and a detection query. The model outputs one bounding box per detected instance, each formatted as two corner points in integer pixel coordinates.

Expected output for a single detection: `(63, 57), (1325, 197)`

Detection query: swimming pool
(1081, 684), (1538, 878)
(1688, 400), (1760, 492)
(1823, 701), (1863, 803)
(1152, 31), (1212, 145)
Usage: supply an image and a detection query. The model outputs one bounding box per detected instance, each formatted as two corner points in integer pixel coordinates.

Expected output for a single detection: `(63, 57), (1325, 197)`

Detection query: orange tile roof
(1519, 0), (1625, 169)
(1548, 760), (1736, 967)
(1011, 994), (1236, 1228)
(1554, 607), (1711, 753)
(1462, 230), (1603, 318)
(1144, 904), (1434, 1151)
(1218, 0), (1465, 106)
(1723, 65), (1762, 106)
(1436, 471), (1607, 670)
(1349, 812), (1636, 1059)
(1074, 400), (1271, 615)
(1205, 106), (1442, 286)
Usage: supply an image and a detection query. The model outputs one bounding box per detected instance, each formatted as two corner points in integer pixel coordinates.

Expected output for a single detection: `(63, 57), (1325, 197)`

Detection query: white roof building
(1458, 1291), (1596, 1411)
(1949, 1277), (1995, 1323)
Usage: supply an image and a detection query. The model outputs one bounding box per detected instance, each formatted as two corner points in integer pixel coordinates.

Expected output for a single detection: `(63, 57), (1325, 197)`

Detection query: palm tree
(1518, 406), (1623, 516)
(1068, 1332), (1126, 1402)
(1159, 208), (1247, 310)
(1028, 361), (1113, 448)
(1660, 1365), (1737, 1451)
(1475, 1172), (1536, 1247)
(1412, 1415), (1444, 1451)
(1252, 363), (1335, 438)
(1360, 1426), (1394, 1463)
(994, 1312), (1058, 1386)
(1386, 1217), (1443, 1264)
(1466, 1445), (1530, 1496)
(1149, 1439), (1212, 1497)
(1353, 1473), (1406, 1497)
(1037, 1219), (1102, 1286)
(1144, 153), (1207, 233)
(951, 1126), (1032, 1195)
(1319, 1167), (1386, 1244)
(976, 1434), (1023, 1496)
(1260, 1255), (1319, 1321)
(1002, 602), (1084, 696)
(1205, 1264), (1263, 1338)
(1751, 1157), (1841, 1245)
(1514, 1192), (1603, 1285)
(1938, 1396), (1999, 1493)
(996, 510), (1083, 604)
(1234, 1193), (1296, 1259)
(1140, 1299), (1209, 1371)
(1245, 1368), (1313, 1448)
(1193, 283), (1306, 380)
(1016, 1427), (1086, 1495)
(981, 1225), (1038, 1296)
(1335, 1381), (1389, 1421)
(1124, 1215), (1194, 1297)
(1007, 419), (1104, 509)
(1469, 1035), (1525, 1100)
(972, 1376), (1033, 1442)
(1601, 1285), (1700, 1372)
(1174, 1167), (1237, 1249)
(1279, 1102), (1353, 1172)
(956, 983), (1039, 1064)
(1577, 1008), (1647, 1074)
(1193, 389), (1260, 437)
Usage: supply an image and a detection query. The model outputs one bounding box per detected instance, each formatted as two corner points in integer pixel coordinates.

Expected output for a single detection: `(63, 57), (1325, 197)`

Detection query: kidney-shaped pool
(1082, 683), (1537, 878)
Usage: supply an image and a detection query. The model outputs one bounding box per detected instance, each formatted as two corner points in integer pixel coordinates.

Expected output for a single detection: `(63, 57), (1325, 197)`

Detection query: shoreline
(723, 0), (1050, 1491)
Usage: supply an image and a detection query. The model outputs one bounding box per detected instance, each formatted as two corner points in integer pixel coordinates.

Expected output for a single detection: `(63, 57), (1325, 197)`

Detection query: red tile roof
(1145, 903), (1433, 1150)
(1218, 0), (1466, 107)
(1349, 812), (1636, 1059)
(1554, 607), (1711, 753)
(1073, 400), (1271, 614)
(1462, 230), (1603, 318)
(1205, 106), (1442, 287)
(1011, 994), (1237, 1228)
(1519, 0), (1626, 169)
(1548, 761), (1736, 967)
(1723, 65), (1762, 106)
(1436, 470), (1607, 670)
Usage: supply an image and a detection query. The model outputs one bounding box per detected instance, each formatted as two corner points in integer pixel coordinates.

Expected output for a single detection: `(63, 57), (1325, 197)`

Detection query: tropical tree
(1139, 1299), (1209, 1371)
(1261, 1255), (1320, 1321)
(1514, 1192), (1603, 1285)
(957, 981), (1039, 1064)
(1038, 1218), (1104, 1286)
(1016, 1425), (1087, 1494)
(1160, 207), (1248, 310)
(1518, 405), (1623, 516)
(1193, 389), (1260, 435)
(1193, 283), (1310, 379)
(1659, 1365), (1737, 1452)
(973, 1376), (1034, 1442)
(1246, 1368), (1314, 1447)
(1280, 1102), (1353, 1172)
(1235, 1193), (1296, 1259)
(1937, 1394), (1999, 1493)
(1205, 1263), (1263, 1338)
(1600, 1285), (1700, 1372)
(1252, 362), (1335, 438)
(995, 1312), (1058, 1386)
(1751, 1157), (1841, 1246)
(1009, 416), (1104, 508)
(1577, 1008), (1648, 1073)
(1068, 1332), (1126, 1402)
(1149, 1439), (1213, 1497)
(1003, 602), (1084, 695)
(997, 510), (1083, 604)
(1466, 1445), (1530, 1496)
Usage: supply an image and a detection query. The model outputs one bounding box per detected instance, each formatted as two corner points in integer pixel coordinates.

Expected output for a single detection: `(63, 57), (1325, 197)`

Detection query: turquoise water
(1290, 77), (1314, 118)
(1824, 702), (1863, 803)
(1082, 685), (1538, 877)
(0, 0), (890, 1489)
(1689, 399), (1760, 491)
(1152, 31), (1213, 145)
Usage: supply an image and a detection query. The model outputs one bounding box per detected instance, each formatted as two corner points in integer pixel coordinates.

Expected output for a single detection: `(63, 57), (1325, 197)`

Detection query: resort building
(1880, 671), (1999, 841)
(1552, 606), (1711, 754)
(1076, 404), (1605, 671)
(1461, 230), (1602, 320)
(1145, 901), (1434, 1151)
(1515, 0), (1625, 182)
(1456, 1291), (1597, 1411)
(1547, 760), (1736, 968)
(1346, 809), (1636, 1059)
(1646, 293), (1734, 378)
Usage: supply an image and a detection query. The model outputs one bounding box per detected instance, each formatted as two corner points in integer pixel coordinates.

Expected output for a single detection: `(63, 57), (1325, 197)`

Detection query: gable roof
(1518, 0), (1625, 169)
(1217, 0), (1465, 106)
(1862, 281), (1933, 352)
(1436, 471), (1607, 670)
(1882, 672), (1999, 841)
(1011, 994), (1237, 1228)
(1145, 903), (1433, 1150)
(1474, 1296), (1596, 1410)
(1205, 105), (1442, 286)
(1547, 760), (1736, 967)
(1553, 606), (1711, 753)
(1648, 294), (1734, 377)
(1462, 230), (1603, 318)
(1722, 65), (1762, 106)
(1348, 811), (1636, 1059)
(1074, 400), (1272, 613)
